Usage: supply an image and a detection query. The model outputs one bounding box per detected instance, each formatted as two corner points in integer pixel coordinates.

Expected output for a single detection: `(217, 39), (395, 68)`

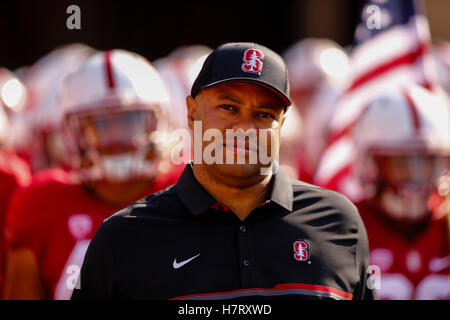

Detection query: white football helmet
(154, 45), (212, 130)
(283, 38), (350, 93)
(353, 84), (450, 223)
(0, 96), (9, 147)
(433, 41), (450, 96)
(0, 68), (27, 147)
(281, 39), (349, 180)
(8, 43), (96, 171)
(153, 45), (212, 165)
(0, 68), (27, 113)
(60, 49), (172, 183)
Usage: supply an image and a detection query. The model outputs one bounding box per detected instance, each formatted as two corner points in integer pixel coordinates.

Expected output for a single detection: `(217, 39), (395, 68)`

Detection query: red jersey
(357, 200), (449, 300)
(5, 166), (181, 299)
(0, 149), (32, 295)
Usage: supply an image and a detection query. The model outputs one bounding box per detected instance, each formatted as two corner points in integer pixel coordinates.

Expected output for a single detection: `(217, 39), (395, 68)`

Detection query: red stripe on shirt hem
(169, 283), (353, 300)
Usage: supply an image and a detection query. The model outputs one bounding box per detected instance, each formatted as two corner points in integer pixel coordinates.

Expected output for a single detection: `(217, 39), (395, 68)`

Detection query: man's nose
(231, 113), (257, 131)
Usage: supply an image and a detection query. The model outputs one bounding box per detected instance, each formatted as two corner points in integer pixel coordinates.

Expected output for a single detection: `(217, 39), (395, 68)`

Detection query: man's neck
(192, 164), (273, 221)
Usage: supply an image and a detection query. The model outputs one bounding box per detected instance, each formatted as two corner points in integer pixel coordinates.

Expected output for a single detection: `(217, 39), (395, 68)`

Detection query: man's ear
(278, 108), (287, 131)
(280, 112), (286, 128)
(186, 95), (198, 131)
(277, 110), (287, 147)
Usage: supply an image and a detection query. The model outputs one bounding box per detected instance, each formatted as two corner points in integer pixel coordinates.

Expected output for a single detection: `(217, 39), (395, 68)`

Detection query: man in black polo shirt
(71, 42), (377, 300)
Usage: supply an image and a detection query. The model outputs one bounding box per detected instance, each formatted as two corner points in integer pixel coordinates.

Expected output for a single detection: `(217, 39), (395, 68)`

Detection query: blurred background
(0, 0), (357, 69)
(0, 0), (449, 69)
(0, 0), (448, 301)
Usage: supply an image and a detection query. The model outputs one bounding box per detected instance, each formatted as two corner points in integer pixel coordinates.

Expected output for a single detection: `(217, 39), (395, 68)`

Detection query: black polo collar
(176, 162), (293, 215)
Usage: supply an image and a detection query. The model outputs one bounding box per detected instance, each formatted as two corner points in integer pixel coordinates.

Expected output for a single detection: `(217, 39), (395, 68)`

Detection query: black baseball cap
(191, 42), (291, 107)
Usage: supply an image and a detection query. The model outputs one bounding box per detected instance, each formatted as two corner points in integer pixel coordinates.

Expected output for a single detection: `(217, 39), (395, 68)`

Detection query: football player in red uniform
(0, 69), (32, 297)
(3, 49), (182, 299)
(0, 150), (31, 298)
(154, 45), (212, 131)
(153, 45), (212, 164)
(353, 85), (450, 299)
(281, 38), (349, 181)
(8, 43), (96, 173)
(433, 41), (450, 97)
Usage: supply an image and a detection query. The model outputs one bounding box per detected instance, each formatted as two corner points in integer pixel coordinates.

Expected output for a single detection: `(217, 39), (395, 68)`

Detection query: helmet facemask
(352, 85), (450, 226)
(367, 147), (448, 224)
(64, 104), (168, 184)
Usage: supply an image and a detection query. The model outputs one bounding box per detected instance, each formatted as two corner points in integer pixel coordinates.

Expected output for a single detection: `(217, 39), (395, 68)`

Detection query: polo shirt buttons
(239, 225), (247, 233)
(243, 259), (251, 267)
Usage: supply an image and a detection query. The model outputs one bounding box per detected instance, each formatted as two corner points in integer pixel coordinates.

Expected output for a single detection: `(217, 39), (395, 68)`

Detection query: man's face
(187, 81), (286, 184)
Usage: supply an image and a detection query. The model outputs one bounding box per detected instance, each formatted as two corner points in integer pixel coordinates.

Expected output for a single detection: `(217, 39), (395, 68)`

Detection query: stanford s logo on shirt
(293, 240), (310, 262)
(241, 49), (264, 75)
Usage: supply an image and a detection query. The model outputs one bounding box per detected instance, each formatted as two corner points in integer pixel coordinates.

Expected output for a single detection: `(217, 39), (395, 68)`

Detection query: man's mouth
(223, 143), (258, 155)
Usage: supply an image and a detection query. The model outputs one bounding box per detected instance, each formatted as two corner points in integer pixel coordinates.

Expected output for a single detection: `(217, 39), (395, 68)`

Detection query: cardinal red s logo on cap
(241, 49), (264, 75)
(293, 240), (310, 262)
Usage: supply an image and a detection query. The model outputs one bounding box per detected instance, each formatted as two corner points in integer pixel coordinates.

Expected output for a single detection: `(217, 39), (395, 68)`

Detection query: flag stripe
(313, 0), (434, 198)
(348, 42), (427, 93)
(403, 90), (422, 131)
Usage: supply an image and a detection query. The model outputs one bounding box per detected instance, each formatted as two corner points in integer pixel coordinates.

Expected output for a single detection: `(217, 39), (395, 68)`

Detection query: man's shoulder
(102, 183), (181, 225)
(289, 177), (361, 227)
(290, 177), (356, 204)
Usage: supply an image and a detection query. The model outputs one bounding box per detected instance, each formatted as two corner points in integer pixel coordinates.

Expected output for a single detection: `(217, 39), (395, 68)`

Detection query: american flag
(313, 0), (439, 202)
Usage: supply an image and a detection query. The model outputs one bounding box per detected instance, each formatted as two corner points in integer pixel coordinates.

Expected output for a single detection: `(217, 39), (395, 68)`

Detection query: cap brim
(200, 77), (291, 107)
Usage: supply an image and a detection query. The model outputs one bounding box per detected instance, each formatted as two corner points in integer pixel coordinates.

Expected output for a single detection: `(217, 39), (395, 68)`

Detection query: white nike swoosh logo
(173, 254), (201, 269)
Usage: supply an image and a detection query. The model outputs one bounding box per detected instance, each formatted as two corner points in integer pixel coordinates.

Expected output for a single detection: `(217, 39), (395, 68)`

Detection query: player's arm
(2, 248), (47, 299)
(71, 219), (120, 300)
(2, 187), (48, 299)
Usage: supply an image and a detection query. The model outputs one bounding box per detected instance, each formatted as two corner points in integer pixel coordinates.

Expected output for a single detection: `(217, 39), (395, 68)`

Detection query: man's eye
(258, 112), (275, 119)
(219, 104), (236, 111)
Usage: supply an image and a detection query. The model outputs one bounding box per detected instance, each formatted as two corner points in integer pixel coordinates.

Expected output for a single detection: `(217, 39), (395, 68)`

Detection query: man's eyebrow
(217, 95), (243, 104)
(258, 104), (284, 112)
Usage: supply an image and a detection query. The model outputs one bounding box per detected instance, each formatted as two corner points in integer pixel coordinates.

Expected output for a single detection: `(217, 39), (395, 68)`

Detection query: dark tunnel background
(0, 0), (365, 70)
